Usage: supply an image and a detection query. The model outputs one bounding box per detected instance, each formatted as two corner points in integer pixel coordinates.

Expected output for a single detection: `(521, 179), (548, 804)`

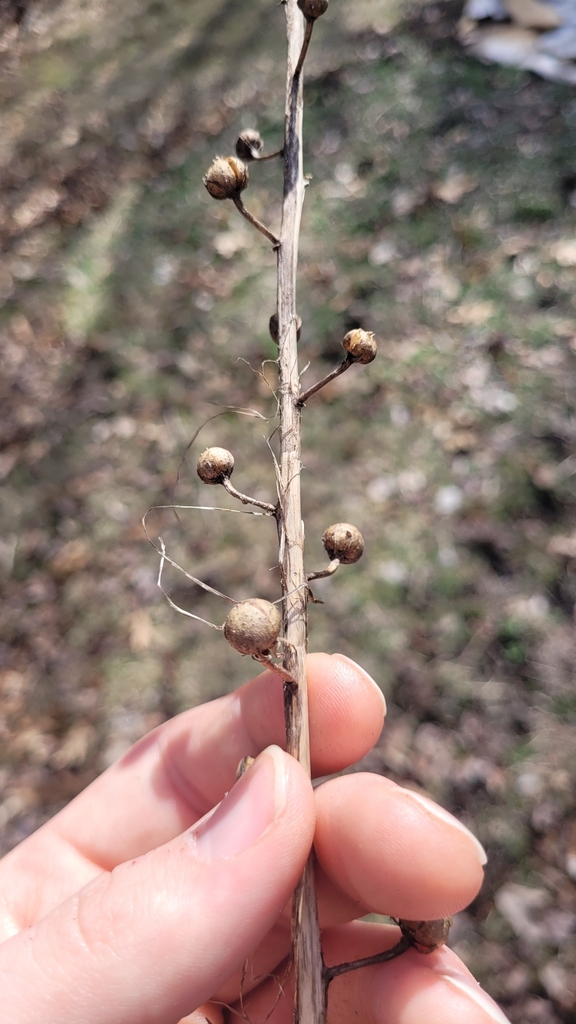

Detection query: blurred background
(2, 0), (576, 1019)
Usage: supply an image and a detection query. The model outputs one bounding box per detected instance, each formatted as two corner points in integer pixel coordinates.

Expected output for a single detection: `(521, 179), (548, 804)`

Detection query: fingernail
(435, 964), (511, 1023)
(333, 654), (387, 714)
(401, 788), (487, 865)
(191, 745), (287, 861)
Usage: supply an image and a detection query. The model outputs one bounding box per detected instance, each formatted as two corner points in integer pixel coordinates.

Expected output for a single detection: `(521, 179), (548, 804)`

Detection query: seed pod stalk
(232, 196), (280, 247)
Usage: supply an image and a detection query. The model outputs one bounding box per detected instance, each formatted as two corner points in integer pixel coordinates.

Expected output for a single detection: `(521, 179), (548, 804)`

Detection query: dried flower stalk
(275, 3), (326, 1022)
(194, 3), (454, 1019)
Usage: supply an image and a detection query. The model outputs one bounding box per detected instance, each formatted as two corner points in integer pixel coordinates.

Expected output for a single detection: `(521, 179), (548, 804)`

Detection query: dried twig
(294, 17), (314, 78)
(196, 5), (386, 1021)
(222, 477), (277, 515)
(323, 934), (410, 991)
(232, 196), (280, 248)
(154, 535), (234, 604)
(307, 558), (340, 582)
(258, 148), (284, 162)
(275, 3), (326, 1021)
(156, 538), (227, 627)
(254, 653), (295, 682)
(297, 355), (353, 406)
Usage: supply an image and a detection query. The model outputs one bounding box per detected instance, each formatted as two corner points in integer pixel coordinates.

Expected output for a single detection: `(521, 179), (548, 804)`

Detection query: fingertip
(370, 945), (511, 1024)
(330, 654), (386, 716)
(399, 789), (487, 866)
(306, 653), (386, 773)
(180, 1010), (224, 1024)
(314, 774), (485, 920)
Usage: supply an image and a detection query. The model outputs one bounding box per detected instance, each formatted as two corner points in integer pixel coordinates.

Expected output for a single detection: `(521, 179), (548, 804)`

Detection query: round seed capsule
(322, 523), (364, 564)
(398, 918), (452, 954)
(298, 0), (329, 19)
(269, 313), (302, 345)
(197, 447), (235, 485)
(224, 599), (282, 656)
(342, 328), (377, 365)
(269, 313), (279, 344)
(203, 156), (249, 201)
(236, 129), (264, 162)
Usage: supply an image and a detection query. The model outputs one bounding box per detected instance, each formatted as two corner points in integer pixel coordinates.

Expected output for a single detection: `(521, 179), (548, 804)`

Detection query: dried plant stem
(294, 18), (314, 78)
(276, 3), (326, 1023)
(323, 935), (410, 990)
(232, 196), (280, 247)
(259, 148), (284, 161)
(307, 558), (340, 582)
(222, 477), (276, 515)
(254, 653), (295, 682)
(298, 355), (353, 406)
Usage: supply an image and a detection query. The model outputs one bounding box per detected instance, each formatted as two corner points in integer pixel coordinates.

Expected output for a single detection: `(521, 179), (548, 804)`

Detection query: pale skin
(0, 653), (510, 1024)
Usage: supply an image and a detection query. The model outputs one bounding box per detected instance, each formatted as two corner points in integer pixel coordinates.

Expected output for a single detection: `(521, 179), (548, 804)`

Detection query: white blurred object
(539, 24), (576, 58)
(368, 239), (397, 266)
(465, 24), (540, 66)
(504, 0), (561, 31)
(434, 485), (464, 514)
(463, 0), (507, 19)
(461, 0), (576, 81)
(547, 0), (576, 21)
(464, 25), (576, 84)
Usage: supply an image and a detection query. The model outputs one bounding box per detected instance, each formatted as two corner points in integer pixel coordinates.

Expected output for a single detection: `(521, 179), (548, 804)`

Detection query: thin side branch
(307, 558), (340, 582)
(153, 535), (235, 603)
(233, 196), (280, 247)
(259, 148), (284, 161)
(297, 355), (353, 406)
(157, 539), (226, 628)
(222, 477), (277, 515)
(323, 935), (411, 989)
(144, 503), (271, 521)
(294, 18), (314, 78)
(254, 653), (295, 682)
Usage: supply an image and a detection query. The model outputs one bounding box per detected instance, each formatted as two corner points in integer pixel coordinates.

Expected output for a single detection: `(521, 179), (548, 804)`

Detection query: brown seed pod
(398, 918), (452, 954)
(197, 447), (235, 485)
(342, 328), (377, 365)
(269, 313), (279, 344)
(297, 0), (329, 19)
(322, 523), (364, 564)
(236, 754), (255, 779)
(203, 156), (249, 201)
(236, 129), (264, 162)
(223, 598), (282, 656)
(269, 313), (302, 345)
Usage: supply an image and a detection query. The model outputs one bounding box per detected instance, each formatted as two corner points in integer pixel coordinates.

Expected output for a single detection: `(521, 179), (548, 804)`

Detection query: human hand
(0, 653), (508, 1024)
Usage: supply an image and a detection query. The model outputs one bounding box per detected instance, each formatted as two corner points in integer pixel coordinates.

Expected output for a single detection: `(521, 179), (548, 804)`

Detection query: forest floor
(1, 1), (576, 1020)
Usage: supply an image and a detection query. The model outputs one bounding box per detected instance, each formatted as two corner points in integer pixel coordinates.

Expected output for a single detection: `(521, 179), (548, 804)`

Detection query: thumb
(1, 746), (314, 1024)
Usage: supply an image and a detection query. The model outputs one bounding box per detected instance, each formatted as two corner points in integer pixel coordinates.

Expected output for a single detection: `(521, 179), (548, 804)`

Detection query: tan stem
(294, 17), (314, 79)
(324, 935), (411, 990)
(258, 148), (284, 161)
(232, 196), (280, 247)
(307, 558), (340, 582)
(222, 476), (276, 515)
(297, 355), (354, 407)
(277, 3), (326, 1023)
(254, 653), (295, 682)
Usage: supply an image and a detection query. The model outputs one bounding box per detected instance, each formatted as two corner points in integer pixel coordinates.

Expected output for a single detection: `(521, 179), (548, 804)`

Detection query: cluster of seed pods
(193, 0), (453, 997)
(196, 443), (365, 660)
(200, 78), (381, 669)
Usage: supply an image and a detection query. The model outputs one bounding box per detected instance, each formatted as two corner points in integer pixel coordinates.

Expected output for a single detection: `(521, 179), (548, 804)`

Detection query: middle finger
(212, 774), (486, 1003)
